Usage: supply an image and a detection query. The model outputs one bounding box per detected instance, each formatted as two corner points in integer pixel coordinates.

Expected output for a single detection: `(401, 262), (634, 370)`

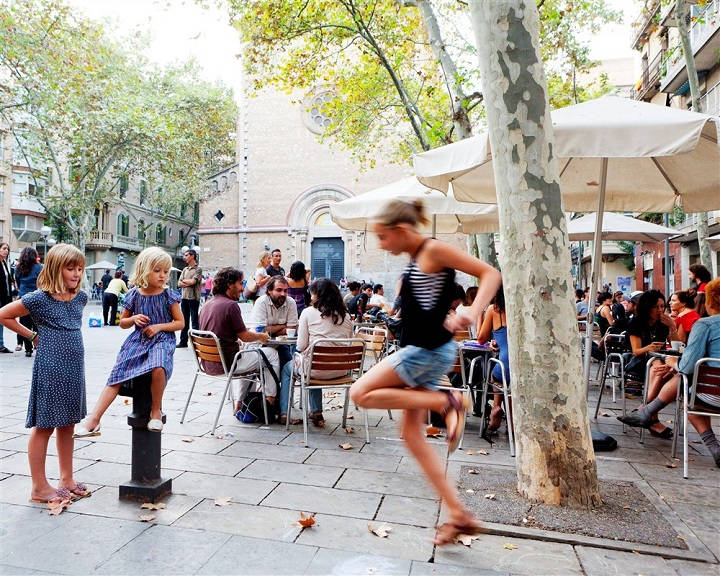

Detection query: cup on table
(287, 328), (296, 338)
(670, 340), (683, 351)
(255, 325), (265, 333)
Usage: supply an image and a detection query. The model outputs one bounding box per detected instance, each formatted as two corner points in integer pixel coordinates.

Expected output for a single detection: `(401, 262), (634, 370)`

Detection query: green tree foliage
(223, 0), (620, 166)
(0, 0), (237, 250)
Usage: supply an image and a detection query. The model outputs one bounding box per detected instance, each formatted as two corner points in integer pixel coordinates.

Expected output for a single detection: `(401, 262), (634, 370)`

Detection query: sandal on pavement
(309, 412), (325, 428)
(73, 422), (101, 438)
(65, 482), (91, 499)
(29, 488), (73, 503)
(434, 519), (485, 546)
(443, 390), (469, 455)
(278, 415), (302, 426)
(147, 418), (163, 432)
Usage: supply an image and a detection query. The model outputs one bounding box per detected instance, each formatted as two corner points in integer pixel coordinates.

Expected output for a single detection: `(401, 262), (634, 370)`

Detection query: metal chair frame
(181, 329), (270, 434)
(477, 357), (514, 456)
(594, 332), (628, 423)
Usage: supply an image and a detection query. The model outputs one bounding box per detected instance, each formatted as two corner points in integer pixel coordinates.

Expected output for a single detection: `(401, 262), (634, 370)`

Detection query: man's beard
(270, 294), (286, 306)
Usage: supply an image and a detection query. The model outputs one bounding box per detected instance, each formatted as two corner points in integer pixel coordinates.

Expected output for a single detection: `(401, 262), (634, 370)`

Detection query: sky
(67, 0), (640, 102)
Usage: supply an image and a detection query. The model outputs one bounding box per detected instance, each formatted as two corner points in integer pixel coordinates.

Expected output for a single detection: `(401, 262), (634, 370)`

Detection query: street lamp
(39, 225), (52, 260)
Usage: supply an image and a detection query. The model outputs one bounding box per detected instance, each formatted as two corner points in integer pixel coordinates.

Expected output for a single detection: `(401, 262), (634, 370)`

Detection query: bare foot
(488, 405), (503, 431)
(30, 484), (63, 503)
(149, 409), (163, 421)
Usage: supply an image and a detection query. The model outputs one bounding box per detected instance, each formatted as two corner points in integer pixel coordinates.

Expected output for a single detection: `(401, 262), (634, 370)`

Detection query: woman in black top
(350, 199), (501, 546)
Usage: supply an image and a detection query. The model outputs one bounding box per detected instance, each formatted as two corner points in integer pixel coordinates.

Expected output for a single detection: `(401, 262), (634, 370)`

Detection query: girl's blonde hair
(37, 243), (85, 295)
(130, 247), (172, 289)
(256, 251), (270, 269)
(374, 199), (429, 228)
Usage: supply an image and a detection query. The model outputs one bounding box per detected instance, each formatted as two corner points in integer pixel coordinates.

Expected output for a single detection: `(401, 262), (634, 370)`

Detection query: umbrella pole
(582, 158), (608, 393)
(664, 213), (671, 297)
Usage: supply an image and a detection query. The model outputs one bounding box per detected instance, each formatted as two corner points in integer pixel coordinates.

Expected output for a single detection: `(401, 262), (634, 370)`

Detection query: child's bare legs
(80, 384), (121, 431)
(55, 425), (81, 492)
(149, 367), (166, 421)
(27, 426), (57, 500)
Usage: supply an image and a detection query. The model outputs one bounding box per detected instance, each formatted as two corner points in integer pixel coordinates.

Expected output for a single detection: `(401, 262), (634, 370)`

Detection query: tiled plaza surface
(0, 304), (718, 575)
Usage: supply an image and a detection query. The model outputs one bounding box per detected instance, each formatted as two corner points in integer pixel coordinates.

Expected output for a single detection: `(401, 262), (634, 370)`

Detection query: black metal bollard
(118, 372), (172, 502)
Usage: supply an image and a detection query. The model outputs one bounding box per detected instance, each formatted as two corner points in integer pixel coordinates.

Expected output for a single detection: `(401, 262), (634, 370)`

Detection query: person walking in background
(350, 199), (501, 546)
(176, 249), (202, 348)
(286, 260), (311, 316)
(266, 248), (285, 277)
(15, 247), (43, 357)
(0, 242), (15, 353)
(75, 247), (184, 436)
(0, 244), (90, 501)
(102, 270), (128, 326)
(100, 269), (113, 293)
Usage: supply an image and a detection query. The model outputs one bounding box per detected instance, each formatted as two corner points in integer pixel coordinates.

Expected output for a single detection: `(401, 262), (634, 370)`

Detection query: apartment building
(631, 0), (720, 288)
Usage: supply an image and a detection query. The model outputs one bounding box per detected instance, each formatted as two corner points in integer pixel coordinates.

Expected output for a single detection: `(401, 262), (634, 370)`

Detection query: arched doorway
(310, 212), (344, 283)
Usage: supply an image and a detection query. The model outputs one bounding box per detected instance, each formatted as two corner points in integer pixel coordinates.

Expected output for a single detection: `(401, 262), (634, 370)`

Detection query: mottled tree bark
(469, 0), (600, 507)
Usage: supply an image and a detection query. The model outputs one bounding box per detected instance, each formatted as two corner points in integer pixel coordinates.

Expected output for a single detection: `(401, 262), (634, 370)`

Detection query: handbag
(243, 278), (258, 300)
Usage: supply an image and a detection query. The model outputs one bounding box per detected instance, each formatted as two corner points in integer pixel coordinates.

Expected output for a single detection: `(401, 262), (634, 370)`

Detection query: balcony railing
(699, 81), (720, 116)
(115, 234), (141, 250)
(633, 49), (665, 100)
(86, 230), (113, 249)
(631, 0), (662, 49)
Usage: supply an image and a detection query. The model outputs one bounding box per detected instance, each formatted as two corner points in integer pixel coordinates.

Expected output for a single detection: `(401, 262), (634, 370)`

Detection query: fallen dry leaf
(503, 543), (518, 550)
(465, 450), (474, 455)
(623, 505), (631, 510)
(140, 502), (166, 511)
(484, 493), (496, 500)
(345, 427), (355, 434)
(456, 534), (480, 546)
(477, 449), (489, 455)
(296, 512), (315, 528)
(426, 426), (442, 437)
(181, 437), (194, 443)
(214, 497), (232, 506)
(601, 412), (612, 417)
(468, 469), (479, 475)
(339, 442), (353, 450)
(138, 514), (156, 522)
(665, 463), (677, 469)
(47, 499), (72, 516)
(347, 414), (354, 420)
(368, 523), (392, 538)
(465, 489), (475, 495)
(632, 550), (640, 555)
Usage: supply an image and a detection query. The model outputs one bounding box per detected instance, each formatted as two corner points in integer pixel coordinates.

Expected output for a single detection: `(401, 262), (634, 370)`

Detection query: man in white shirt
(253, 275), (298, 369)
(368, 284), (392, 314)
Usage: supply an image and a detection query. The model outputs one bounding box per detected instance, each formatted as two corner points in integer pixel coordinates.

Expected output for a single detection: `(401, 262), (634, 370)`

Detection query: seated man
(343, 281), (360, 307)
(368, 283), (393, 314)
(253, 275), (298, 370)
(619, 278), (720, 467)
(199, 267), (280, 409)
(348, 283), (373, 317)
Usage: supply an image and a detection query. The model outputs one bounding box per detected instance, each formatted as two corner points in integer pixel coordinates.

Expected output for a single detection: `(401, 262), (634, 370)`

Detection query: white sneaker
(147, 418), (163, 432)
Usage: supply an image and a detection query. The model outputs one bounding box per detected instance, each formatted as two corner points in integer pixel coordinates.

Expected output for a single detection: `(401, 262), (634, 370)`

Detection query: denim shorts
(386, 340), (458, 390)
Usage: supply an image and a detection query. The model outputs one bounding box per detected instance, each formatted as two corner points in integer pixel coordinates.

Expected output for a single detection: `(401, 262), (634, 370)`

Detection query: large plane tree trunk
(469, 0), (601, 507)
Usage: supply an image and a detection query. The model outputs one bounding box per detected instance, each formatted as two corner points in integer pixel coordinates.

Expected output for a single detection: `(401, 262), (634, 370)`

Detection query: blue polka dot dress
(21, 290), (87, 429)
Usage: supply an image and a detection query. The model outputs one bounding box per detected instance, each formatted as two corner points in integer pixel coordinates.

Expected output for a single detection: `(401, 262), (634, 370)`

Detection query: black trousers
(179, 298), (200, 345)
(18, 314), (35, 353)
(103, 292), (119, 326)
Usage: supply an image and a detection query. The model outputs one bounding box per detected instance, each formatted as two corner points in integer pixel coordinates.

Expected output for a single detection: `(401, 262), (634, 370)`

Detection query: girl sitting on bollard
(0, 244), (90, 502)
(75, 247), (184, 437)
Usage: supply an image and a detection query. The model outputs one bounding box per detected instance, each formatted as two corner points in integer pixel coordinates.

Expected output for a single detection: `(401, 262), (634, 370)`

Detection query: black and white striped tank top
(406, 260), (453, 311)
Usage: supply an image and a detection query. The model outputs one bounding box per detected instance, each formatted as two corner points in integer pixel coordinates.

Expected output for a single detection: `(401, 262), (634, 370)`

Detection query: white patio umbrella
(330, 176), (498, 236)
(567, 212), (679, 243)
(85, 260), (117, 271)
(413, 96), (720, 387)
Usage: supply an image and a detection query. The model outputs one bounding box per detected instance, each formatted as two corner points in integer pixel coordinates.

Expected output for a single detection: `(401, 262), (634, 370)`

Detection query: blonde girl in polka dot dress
(0, 244), (90, 503)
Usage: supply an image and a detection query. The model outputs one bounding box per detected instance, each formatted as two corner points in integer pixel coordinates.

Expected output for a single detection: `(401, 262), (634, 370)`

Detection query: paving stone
(161, 434), (235, 454)
(305, 448), (401, 472)
(395, 456), (466, 478)
(410, 561), (509, 575)
(0, 434), (92, 457)
(359, 438), (411, 458)
(73, 441), (171, 465)
(5, 513), (149, 574)
(219, 440), (314, 463)
(172, 471), (276, 505)
(595, 459), (643, 481)
(280, 431), (367, 450)
(296, 513), (435, 562)
(69, 485), (202, 524)
(0, 432), (21, 443)
(160, 449), (253, 476)
(197, 534), (317, 575)
(666, 501), (720, 534)
(695, 530), (720, 562)
(211, 424), (293, 445)
(74, 461), (184, 487)
(0, 452), (96, 476)
(0, 501), (75, 556)
(174, 498), (303, 541)
(375, 495), (439, 528)
(237, 459), (344, 487)
(336, 469), (437, 500)
(262, 483), (381, 519)
(304, 548), (412, 576)
(0, 564), (58, 575)
(435, 534), (582, 575)
(667, 559), (720, 576)
(95, 524), (230, 575)
(575, 545), (675, 576)
(631, 462), (719, 487)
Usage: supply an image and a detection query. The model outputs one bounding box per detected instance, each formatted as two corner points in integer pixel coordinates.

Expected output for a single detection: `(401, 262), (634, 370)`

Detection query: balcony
(631, 0), (662, 50)
(115, 234), (142, 251)
(659, 0), (720, 93)
(699, 80), (720, 116)
(86, 230), (113, 250)
(633, 49), (665, 101)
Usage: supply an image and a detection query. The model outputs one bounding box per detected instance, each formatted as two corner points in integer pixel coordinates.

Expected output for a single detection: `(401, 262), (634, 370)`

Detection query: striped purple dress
(106, 288), (181, 386)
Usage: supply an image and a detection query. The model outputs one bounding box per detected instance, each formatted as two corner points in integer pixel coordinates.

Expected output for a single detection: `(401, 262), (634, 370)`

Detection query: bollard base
(119, 477), (172, 503)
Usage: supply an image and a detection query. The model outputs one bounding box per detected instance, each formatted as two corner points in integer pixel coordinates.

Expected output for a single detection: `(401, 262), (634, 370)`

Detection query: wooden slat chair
(285, 338), (368, 446)
(670, 358), (720, 479)
(181, 329), (270, 434)
(355, 326), (393, 421)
